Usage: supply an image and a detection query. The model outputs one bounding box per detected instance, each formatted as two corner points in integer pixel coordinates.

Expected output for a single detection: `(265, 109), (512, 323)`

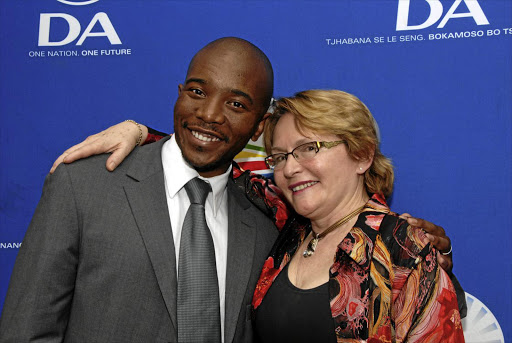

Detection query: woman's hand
(400, 214), (454, 273)
(50, 121), (148, 174)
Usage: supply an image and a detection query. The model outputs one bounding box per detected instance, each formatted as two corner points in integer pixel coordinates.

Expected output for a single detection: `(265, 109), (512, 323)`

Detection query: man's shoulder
(53, 137), (167, 187)
(226, 178), (277, 237)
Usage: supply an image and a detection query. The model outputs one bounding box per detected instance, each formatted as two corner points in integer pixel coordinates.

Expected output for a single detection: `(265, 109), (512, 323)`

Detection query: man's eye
(190, 89), (204, 96)
(229, 101), (246, 109)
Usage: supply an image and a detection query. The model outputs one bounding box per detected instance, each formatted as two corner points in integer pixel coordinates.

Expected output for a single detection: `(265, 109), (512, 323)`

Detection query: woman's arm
(390, 221), (465, 342)
(50, 121), (167, 173)
(232, 165), (290, 231)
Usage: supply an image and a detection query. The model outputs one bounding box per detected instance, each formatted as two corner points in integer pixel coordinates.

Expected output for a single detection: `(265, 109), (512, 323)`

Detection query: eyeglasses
(265, 140), (345, 170)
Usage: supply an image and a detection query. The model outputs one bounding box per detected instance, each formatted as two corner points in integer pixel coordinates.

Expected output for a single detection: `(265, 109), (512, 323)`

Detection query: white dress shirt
(161, 135), (230, 342)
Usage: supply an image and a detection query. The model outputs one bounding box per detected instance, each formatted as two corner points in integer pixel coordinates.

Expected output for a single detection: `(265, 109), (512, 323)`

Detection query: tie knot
(184, 177), (211, 205)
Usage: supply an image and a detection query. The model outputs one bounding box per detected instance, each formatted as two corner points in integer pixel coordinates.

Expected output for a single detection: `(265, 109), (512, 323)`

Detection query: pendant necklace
(303, 204), (366, 258)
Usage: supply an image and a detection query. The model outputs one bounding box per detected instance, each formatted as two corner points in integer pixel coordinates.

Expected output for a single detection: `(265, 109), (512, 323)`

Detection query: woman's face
(271, 113), (366, 222)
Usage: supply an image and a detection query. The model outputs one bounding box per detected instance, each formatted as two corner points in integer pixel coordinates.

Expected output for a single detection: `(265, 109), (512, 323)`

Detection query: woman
(250, 90), (464, 342)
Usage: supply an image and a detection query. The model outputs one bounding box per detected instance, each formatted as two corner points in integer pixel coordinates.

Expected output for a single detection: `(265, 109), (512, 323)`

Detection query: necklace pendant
(303, 237), (319, 258)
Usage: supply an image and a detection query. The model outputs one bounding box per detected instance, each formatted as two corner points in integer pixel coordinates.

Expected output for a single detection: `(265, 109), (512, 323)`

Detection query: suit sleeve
(0, 165), (80, 342)
(143, 126), (168, 145)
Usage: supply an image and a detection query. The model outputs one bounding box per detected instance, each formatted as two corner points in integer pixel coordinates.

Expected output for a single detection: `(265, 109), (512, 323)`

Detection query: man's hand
(400, 213), (453, 273)
(50, 121), (148, 174)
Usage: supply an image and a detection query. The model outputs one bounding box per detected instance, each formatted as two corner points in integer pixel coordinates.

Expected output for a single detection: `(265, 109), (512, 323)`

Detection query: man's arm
(0, 166), (80, 341)
(402, 215), (453, 270)
(401, 214), (467, 317)
(50, 121), (167, 173)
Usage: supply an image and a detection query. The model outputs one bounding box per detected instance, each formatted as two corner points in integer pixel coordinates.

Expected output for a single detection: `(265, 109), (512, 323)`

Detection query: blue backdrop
(1, 0), (510, 340)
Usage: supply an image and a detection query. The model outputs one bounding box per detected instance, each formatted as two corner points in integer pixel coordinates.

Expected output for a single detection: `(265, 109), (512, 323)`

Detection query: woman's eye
(275, 155), (286, 163)
(302, 144), (316, 152)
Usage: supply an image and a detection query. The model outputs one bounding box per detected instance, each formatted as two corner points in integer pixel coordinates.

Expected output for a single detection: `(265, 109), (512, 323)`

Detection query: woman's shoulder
(377, 211), (432, 265)
(360, 194), (433, 266)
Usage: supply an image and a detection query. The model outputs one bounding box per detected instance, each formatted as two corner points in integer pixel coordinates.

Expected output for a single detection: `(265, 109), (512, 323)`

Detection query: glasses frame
(265, 140), (345, 170)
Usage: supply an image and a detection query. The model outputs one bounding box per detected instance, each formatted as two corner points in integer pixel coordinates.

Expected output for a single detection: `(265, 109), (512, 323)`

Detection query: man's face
(174, 48), (270, 177)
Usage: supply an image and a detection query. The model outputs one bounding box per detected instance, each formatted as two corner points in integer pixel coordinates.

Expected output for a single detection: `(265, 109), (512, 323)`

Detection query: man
(0, 37), (278, 343)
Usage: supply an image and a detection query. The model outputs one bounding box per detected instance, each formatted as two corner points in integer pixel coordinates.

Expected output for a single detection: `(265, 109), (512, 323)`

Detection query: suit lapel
(123, 137), (178, 332)
(123, 139), (258, 341)
(224, 180), (256, 343)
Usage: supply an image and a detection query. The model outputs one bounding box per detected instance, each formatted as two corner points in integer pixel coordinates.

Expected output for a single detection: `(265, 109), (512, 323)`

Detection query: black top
(254, 264), (336, 343)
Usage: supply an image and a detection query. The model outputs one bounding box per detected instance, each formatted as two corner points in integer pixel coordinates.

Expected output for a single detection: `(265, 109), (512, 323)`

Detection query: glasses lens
(273, 154), (288, 169)
(295, 142), (318, 160)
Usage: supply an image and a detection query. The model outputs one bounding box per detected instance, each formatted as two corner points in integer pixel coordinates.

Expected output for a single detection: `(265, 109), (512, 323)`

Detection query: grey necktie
(177, 177), (221, 343)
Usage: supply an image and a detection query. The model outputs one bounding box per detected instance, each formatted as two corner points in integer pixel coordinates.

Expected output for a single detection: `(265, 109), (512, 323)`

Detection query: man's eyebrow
(185, 78), (206, 85)
(184, 79), (253, 105)
(231, 89), (253, 105)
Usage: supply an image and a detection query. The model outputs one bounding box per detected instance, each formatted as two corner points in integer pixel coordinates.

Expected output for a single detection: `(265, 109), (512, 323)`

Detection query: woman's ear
(357, 146), (375, 174)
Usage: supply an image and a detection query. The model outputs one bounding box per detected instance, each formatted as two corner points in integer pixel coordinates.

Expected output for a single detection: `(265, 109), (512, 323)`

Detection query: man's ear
(251, 112), (271, 141)
(178, 84), (183, 95)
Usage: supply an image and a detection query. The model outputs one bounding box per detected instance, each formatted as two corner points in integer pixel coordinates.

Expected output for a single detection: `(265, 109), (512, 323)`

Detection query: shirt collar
(162, 135), (231, 216)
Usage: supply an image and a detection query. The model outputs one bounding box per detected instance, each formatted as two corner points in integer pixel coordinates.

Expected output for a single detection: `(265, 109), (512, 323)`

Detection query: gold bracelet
(124, 120), (143, 146)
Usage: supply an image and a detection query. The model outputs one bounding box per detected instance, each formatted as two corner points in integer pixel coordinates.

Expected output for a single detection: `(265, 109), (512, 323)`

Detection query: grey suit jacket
(0, 137), (277, 343)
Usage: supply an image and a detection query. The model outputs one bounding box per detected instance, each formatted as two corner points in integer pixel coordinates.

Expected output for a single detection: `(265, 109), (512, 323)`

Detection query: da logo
(38, 12), (121, 46)
(462, 292), (504, 342)
(56, 0), (100, 5)
(38, 0), (119, 46)
(396, 0), (489, 31)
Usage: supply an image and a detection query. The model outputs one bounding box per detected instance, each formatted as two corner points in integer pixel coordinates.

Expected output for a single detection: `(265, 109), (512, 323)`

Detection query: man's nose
(196, 97), (225, 124)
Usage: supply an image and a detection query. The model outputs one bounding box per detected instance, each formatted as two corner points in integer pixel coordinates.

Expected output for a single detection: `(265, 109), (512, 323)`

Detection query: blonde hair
(264, 89), (394, 197)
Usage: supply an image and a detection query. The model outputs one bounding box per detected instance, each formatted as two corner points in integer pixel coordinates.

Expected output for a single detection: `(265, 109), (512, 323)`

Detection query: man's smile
(191, 130), (222, 142)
